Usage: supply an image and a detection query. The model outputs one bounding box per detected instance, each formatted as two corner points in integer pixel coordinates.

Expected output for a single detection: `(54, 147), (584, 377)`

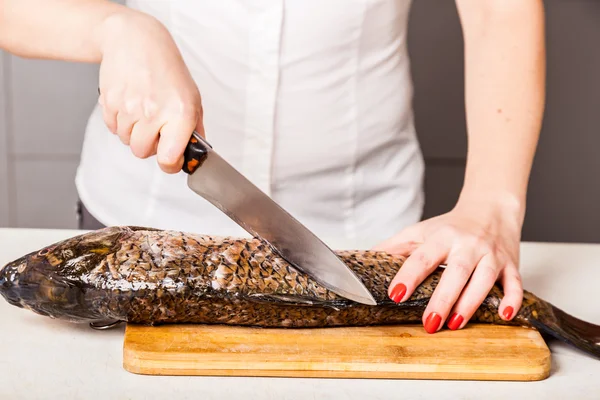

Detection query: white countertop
(1, 228), (600, 399)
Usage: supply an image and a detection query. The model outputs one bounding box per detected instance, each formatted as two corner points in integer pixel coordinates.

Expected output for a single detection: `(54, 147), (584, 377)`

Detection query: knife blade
(181, 131), (377, 306)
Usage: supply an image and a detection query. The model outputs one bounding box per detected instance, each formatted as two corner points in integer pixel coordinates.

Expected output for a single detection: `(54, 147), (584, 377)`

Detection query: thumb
(156, 117), (196, 174)
(195, 106), (206, 138)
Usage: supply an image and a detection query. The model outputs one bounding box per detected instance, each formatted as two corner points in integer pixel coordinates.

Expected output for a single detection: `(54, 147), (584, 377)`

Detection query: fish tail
(522, 291), (600, 359)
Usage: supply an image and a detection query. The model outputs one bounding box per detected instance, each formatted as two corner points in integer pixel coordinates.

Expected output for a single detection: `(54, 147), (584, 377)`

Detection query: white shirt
(75, 0), (425, 250)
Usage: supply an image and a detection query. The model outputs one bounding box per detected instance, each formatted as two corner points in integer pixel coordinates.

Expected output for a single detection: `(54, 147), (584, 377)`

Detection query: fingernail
(447, 313), (463, 330)
(424, 312), (442, 334)
(503, 306), (514, 320)
(389, 283), (407, 303)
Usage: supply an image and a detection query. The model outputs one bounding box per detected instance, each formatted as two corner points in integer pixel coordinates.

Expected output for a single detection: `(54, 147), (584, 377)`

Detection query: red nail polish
(389, 283), (407, 303)
(447, 313), (464, 331)
(503, 306), (514, 320)
(424, 312), (442, 334)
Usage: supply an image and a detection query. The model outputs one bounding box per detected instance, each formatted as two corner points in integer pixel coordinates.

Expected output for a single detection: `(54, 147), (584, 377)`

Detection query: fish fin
(126, 226), (162, 232)
(523, 294), (600, 359)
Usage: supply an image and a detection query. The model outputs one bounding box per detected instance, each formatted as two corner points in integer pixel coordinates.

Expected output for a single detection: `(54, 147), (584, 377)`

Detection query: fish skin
(0, 226), (599, 358)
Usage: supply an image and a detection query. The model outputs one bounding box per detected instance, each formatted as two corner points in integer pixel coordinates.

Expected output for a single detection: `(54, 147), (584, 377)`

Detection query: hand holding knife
(96, 84), (373, 304)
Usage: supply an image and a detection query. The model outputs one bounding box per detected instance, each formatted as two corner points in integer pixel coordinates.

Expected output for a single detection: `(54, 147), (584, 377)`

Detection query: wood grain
(123, 324), (551, 381)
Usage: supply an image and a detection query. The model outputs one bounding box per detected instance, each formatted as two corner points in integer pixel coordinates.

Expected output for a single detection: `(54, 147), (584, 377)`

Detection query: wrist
(455, 187), (526, 226)
(95, 8), (162, 59)
(457, 161), (529, 226)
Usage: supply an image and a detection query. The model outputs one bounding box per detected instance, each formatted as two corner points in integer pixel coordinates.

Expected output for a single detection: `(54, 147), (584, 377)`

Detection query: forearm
(456, 0), (546, 218)
(0, 0), (135, 62)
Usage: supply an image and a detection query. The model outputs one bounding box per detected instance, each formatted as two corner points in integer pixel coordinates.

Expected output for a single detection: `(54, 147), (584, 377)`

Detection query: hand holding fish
(97, 10), (204, 174)
(374, 193), (524, 334)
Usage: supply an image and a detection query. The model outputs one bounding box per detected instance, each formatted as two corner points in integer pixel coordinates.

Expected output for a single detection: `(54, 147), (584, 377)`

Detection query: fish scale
(0, 226), (599, 359)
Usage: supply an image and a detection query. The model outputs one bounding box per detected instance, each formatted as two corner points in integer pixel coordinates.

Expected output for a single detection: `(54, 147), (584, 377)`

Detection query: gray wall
(409, 0), (600, 243)
(0, 1), (598, 242)
(0, 53), (98, 228)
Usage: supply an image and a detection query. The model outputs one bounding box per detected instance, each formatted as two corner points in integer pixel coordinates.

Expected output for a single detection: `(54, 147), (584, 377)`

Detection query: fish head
(0, 226), (127, 321)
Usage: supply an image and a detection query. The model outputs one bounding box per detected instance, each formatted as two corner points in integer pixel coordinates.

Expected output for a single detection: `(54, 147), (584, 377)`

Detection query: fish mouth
(0, 254), (95, 320)
(0, 255), (61, 305)
(0, 256), (27, 307)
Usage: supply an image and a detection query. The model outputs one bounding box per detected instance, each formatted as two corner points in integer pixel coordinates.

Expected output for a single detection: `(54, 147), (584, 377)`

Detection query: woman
(0, 0), (546, 334)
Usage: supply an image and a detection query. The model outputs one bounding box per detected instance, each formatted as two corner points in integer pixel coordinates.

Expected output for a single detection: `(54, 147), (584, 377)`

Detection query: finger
(142, 96), (160, 122)
(498, 263), (523, 321)
(423, 247), (483, 333)
(129, 121), (162, 159)
(100, 87), (123, 135)
(445, 254), (500, 330)
(371, 240), (420, 256)
(116, 110), (139, 146)
(387, 239), (448, 304)
(156, 117), (197, 174)
(101, 104), (117, 135)
(195, 105), (206, 138)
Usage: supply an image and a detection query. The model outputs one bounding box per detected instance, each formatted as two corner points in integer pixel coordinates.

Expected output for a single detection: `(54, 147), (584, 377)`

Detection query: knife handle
(182, 131), (212, 174)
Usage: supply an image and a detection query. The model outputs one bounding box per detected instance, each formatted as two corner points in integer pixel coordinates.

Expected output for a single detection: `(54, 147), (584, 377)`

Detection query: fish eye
(38, 246), (55, 256)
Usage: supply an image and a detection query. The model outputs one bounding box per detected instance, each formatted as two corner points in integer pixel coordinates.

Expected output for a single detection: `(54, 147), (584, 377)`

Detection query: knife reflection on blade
(181, 131), (377, 306)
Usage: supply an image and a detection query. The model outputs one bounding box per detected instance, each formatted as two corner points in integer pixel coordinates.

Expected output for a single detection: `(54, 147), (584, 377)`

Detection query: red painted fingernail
(389, 283), (407, 303)
(447, 313), (464, 331)
(424, 312), (442, 334)
(503, 306), (514, 320)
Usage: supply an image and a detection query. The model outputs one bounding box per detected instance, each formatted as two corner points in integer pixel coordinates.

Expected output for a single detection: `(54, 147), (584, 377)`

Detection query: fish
(1, 226), (599, 359)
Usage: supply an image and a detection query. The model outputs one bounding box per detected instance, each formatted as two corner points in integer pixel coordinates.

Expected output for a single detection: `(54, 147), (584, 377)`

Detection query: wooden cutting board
(122, 323), (551, 381)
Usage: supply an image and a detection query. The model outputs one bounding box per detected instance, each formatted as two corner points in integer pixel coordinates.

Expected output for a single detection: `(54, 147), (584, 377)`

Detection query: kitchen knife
(182, 131), (377, 306)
